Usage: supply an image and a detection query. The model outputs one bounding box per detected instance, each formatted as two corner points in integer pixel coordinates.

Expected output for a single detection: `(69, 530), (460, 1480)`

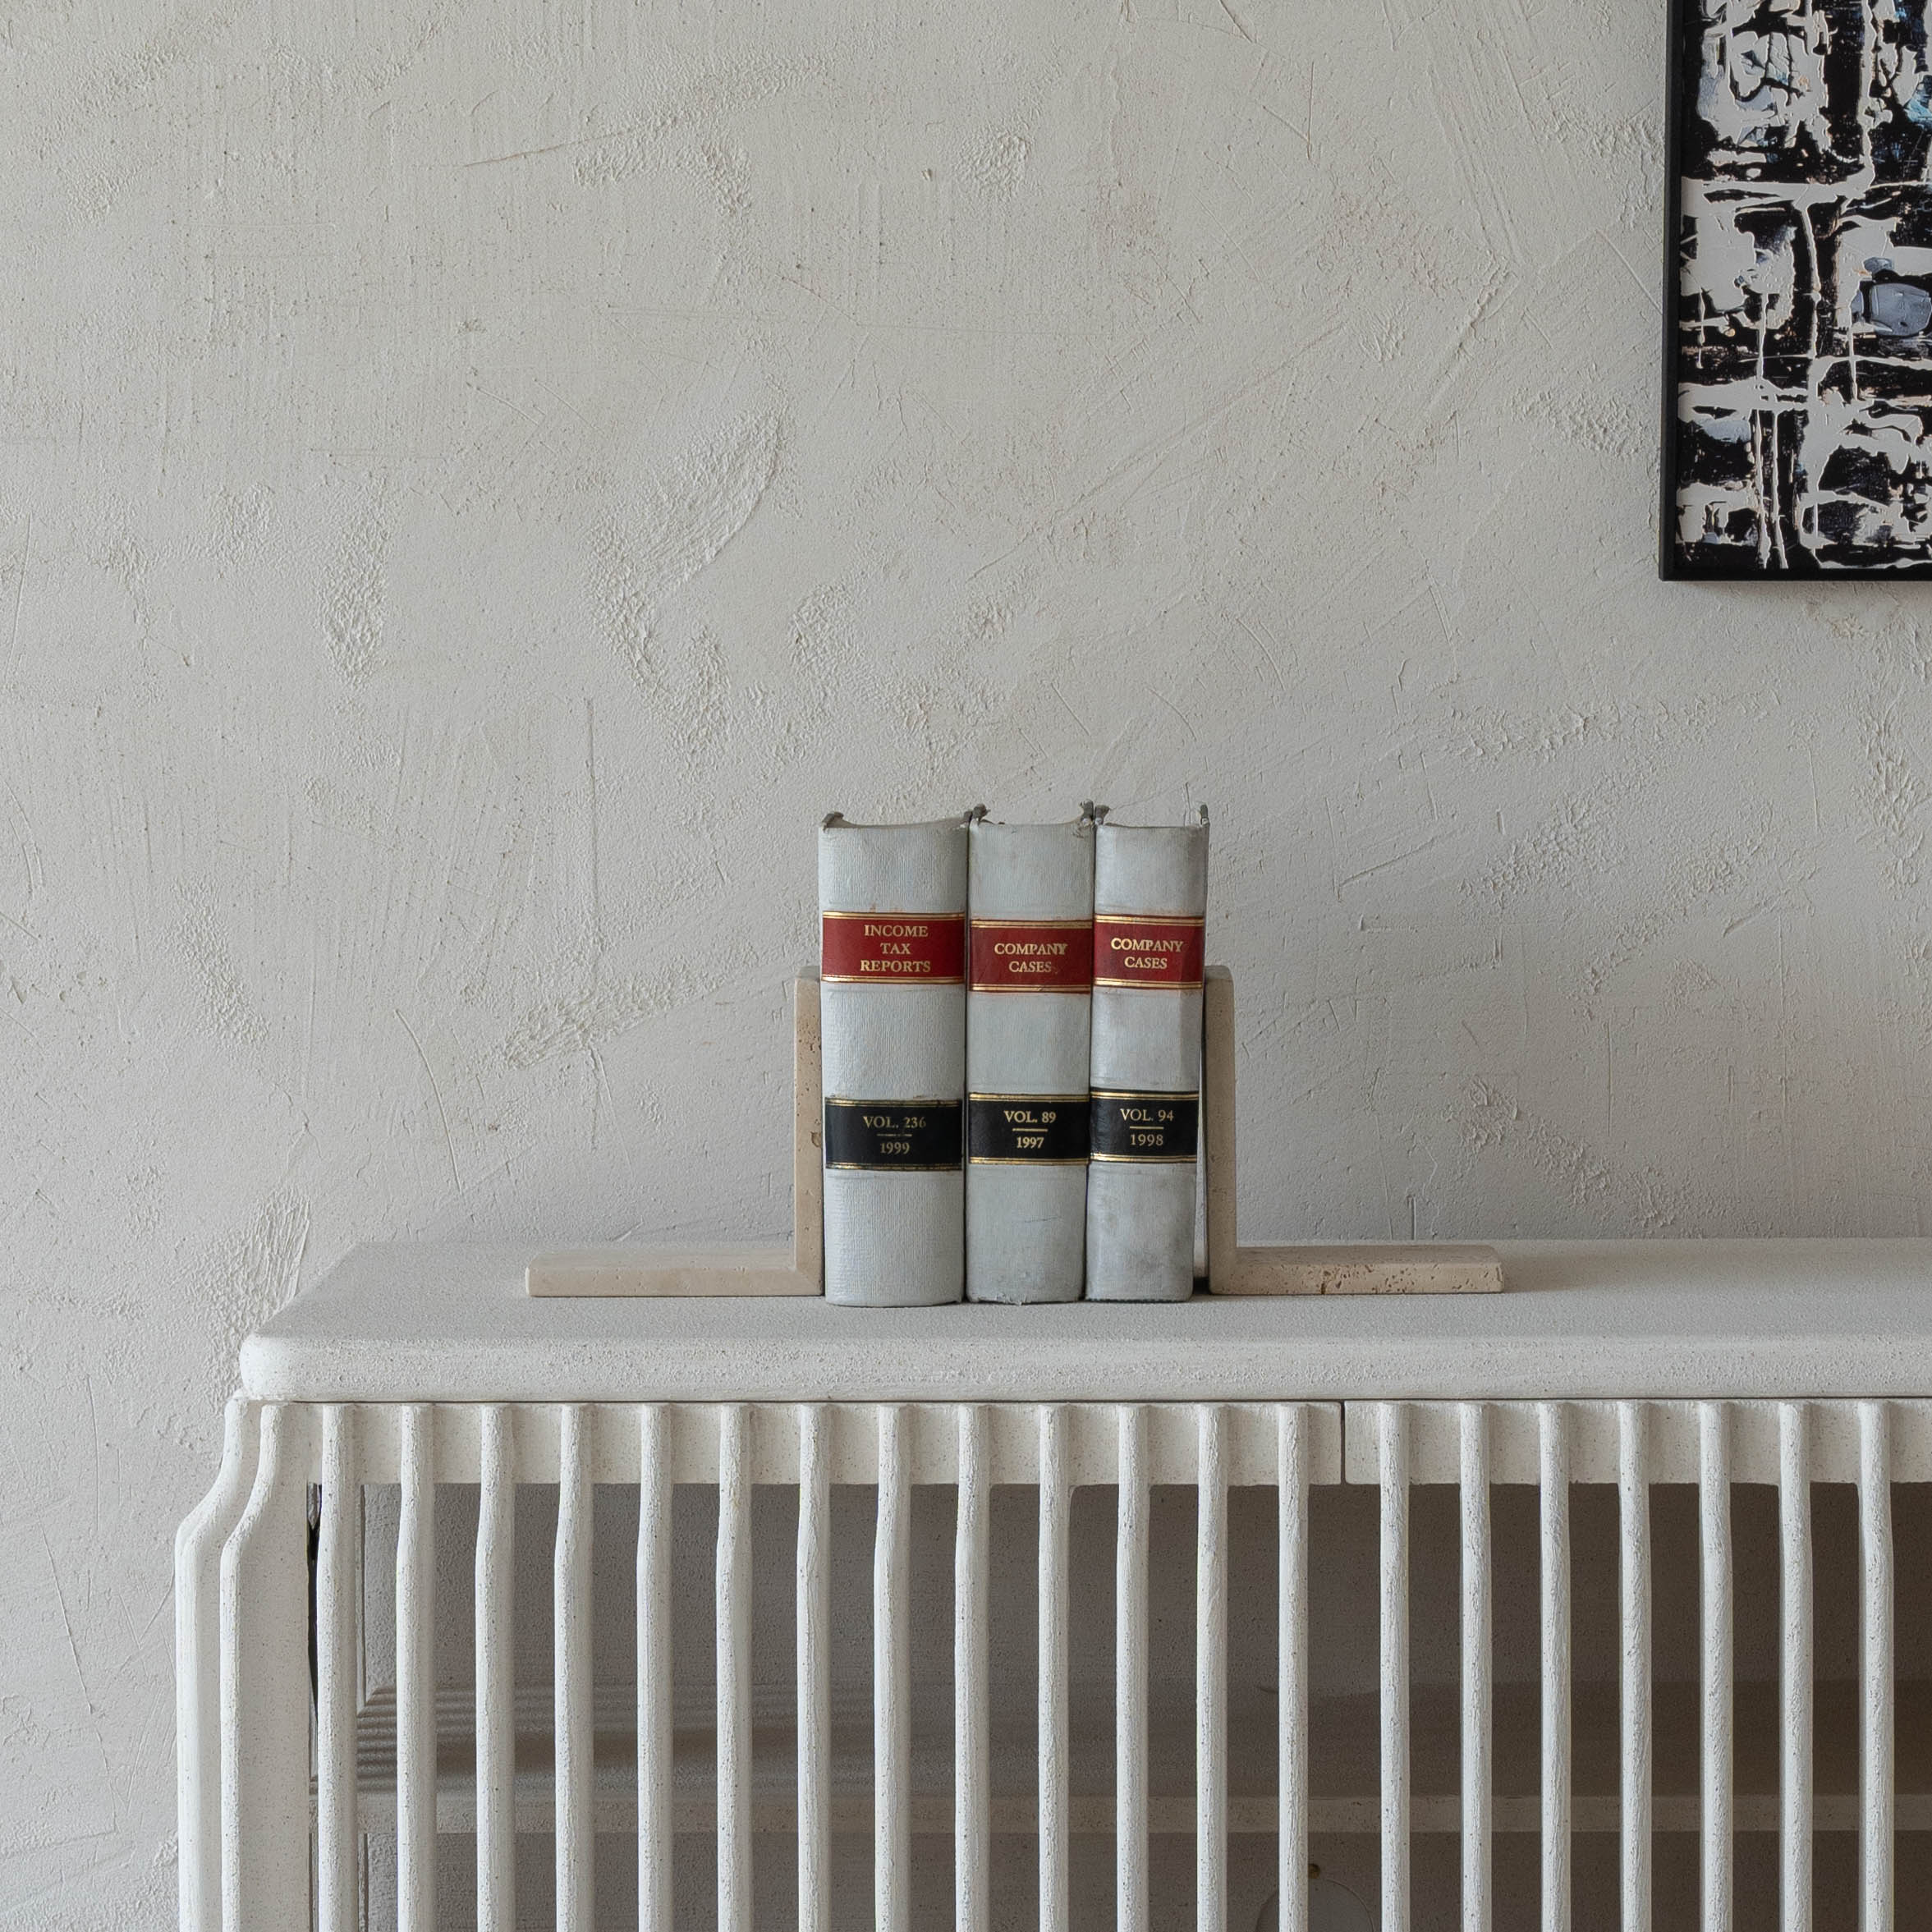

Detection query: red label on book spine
(970, 920), (1093, 992)
(822, 912), (966, 984)
(1092, 915), (1205, 989)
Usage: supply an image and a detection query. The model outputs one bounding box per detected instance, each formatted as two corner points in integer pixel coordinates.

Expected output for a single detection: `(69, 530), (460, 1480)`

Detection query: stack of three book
(821, 804), (1209, 1306)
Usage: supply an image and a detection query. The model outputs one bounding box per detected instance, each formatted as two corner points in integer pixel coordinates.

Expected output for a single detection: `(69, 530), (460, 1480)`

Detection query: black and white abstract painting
(1664, 0), (1932, 576)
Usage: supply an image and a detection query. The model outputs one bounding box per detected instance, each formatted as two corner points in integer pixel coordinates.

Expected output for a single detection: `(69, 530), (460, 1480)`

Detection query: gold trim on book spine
(1090, 1151), (1198, 1163)
(824, 1096), (963, 1107)
(968, 984), (1090, 993)
(820, 974), (965, 984)
(967, 1156), (1090, 1166)
(824, 1162), (963, 1172)
(967, 1092), (1090, 1104)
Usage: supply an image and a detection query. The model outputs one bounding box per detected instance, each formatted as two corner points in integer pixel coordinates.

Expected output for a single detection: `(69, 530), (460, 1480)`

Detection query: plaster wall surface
(3, 0), (1930, 1921)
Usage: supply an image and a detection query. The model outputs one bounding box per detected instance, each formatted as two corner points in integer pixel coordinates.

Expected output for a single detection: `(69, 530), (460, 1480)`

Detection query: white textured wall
(5, 0), (1930, 1919)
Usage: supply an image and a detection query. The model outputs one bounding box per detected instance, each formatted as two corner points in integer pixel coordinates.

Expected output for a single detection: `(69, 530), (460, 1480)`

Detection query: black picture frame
(1659, 0), (1932, 581)
(1658, 0), (1696, 582)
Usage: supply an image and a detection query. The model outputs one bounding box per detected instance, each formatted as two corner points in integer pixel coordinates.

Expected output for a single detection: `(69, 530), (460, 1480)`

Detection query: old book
(819, 812), (971, 1306)
(965, 811), (1096, 1303)
(1085, 807), (1209, 1301)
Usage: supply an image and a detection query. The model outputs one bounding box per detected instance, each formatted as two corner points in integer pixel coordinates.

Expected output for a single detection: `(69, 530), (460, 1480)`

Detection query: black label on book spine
(1090, 1090), (1199, 1163)
(967, 1094), (1090, 1164)
(824, 1099), (963, 1171)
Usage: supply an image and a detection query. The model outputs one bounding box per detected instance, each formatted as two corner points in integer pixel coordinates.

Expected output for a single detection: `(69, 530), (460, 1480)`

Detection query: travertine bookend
(526, 980), (823, 1296)
(528, 968), (1496, 1296)
(1203, 965), (1502, 1295)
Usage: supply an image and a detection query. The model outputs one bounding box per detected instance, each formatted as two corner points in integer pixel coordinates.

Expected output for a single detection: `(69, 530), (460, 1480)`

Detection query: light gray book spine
(966, 814), (1095, 1304)
(1085, 809), (1209, 1302)
(819, 814), (970, 1306)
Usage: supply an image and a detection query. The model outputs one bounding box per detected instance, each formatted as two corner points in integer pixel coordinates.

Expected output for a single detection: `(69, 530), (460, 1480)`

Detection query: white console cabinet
(180, 1240), (1932, 1930)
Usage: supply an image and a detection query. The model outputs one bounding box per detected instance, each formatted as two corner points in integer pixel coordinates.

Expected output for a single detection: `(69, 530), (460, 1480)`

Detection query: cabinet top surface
(239, 1240), (1932, 1403)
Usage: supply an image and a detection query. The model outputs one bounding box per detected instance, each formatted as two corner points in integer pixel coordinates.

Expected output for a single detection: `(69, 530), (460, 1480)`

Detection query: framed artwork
(1663, 1), (1932, 578)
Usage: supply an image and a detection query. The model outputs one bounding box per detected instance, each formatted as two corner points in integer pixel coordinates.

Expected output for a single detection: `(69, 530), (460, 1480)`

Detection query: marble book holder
(527, 971), (1501, 1296)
